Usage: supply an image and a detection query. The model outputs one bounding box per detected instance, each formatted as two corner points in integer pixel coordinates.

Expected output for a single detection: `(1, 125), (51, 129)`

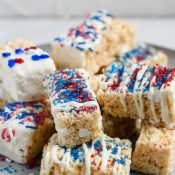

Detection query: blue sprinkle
(8, 59), (15, 68)
(40, 54), (49, 59)
(78, 42), (86, 45)
(111, 147), (118, 154)
(3, 113), (11, 121)
(71, 148), (79, 160)
(2, 52), (11, 57)
(136, 67), (148, 92)
(31, 54), (40, 61)
(0, 165), (17, 174)
(94, 140), (102, 152)
(70, 147), (85, 163)
(26, 125), (37, 129)
(76, 46), (84, 51)
(88, 48), (93, 52)
(90, 16), (105, 24)
(19, 122), (24, 125)
(143, 67), (155, 93)
(32, 104), (43, 109)
(54, 37), (64, 42)
(15, 48), (24, 54)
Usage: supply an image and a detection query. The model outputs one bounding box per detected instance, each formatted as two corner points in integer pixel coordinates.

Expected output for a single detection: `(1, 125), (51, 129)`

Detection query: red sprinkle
(25, 46), (37, 51)
(1, 128), (16, 142)
(15, 58), (24, 64)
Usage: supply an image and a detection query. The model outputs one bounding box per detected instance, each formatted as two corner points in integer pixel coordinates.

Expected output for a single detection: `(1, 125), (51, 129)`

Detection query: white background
(0, 0), (175, 18)
(0, 0), (175, 49)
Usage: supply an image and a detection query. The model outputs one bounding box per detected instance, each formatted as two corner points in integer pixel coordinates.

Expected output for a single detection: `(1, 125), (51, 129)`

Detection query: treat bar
(40, 134), (132, 175)
(43, 69), (102, 148)
(0, 47), (56, 102)
(0, 39), (35, 105)
(52, 10), (136, 74)
(97, 63), (175, 127)
(132, 124), (175, 175)
(0, 101), (54, 163)
(119, 43), (167, 66)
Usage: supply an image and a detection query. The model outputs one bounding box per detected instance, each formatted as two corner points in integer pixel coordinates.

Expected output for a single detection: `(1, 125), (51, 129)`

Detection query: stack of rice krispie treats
(39, 10), (141, 174)
(0, 9), (172, 175)
(40, 68), (132, 175)
(95, 61), (175, 174)
(51, 10), (137, 75)
(0, 40), (56, 163)
(51, 10), (167, 75)
(43, 10), (171, 175)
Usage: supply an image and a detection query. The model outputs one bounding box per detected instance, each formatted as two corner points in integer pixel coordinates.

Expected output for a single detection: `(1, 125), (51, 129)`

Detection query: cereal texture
(132, 124), (175, 175)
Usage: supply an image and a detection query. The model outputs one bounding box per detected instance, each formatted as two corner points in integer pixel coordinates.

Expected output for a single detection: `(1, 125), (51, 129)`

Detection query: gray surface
(0, 43), (174, 175)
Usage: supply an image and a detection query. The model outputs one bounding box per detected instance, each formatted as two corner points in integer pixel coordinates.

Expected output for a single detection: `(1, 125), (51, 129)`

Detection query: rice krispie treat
(43, 69), (102, 148)
(97, 63), (175, 127)
(102, 112), (140, 139)
(0, 101), (55, 164)
(40, 134), (132, 175)
(119, 43), (167, 66)
(132, 124), (175, 175)
(0, 39), (35, 103)
(0, 47), (56, 102)
(0, 39), (34, 50)
(52, 10), (136, 74)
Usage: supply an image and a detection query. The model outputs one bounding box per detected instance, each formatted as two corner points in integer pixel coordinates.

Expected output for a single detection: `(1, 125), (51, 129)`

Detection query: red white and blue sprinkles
(54, 10), (113, 52)
(0, 160), (40, 175)
(43, 69), (98, 114)
(0, 101), (49, 143)
(0, 46), (50, 68)
(120, 43), (163, 64)
(46, 134), (131, 174)
(103, 63), (175, 94)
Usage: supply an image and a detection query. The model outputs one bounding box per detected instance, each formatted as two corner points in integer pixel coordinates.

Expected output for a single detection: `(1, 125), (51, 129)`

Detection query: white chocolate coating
(40, 134), (132, 175)
(0, 47), (56, 102)
(51, 10), (114, 69)
(0, 101), (53, 163)
(43, 69), (100, 118)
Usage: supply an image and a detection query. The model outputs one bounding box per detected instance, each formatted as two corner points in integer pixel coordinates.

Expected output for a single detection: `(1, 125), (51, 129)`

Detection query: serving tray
(0, 43), (174, 175)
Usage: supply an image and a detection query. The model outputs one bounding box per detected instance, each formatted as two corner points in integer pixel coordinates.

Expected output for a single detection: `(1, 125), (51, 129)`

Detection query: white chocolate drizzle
(98, 63), (175, 125)
(41, 134), (131, 175)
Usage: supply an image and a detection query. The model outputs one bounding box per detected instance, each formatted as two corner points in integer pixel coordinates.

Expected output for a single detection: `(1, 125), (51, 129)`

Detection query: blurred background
(0, 0), (175, 49)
